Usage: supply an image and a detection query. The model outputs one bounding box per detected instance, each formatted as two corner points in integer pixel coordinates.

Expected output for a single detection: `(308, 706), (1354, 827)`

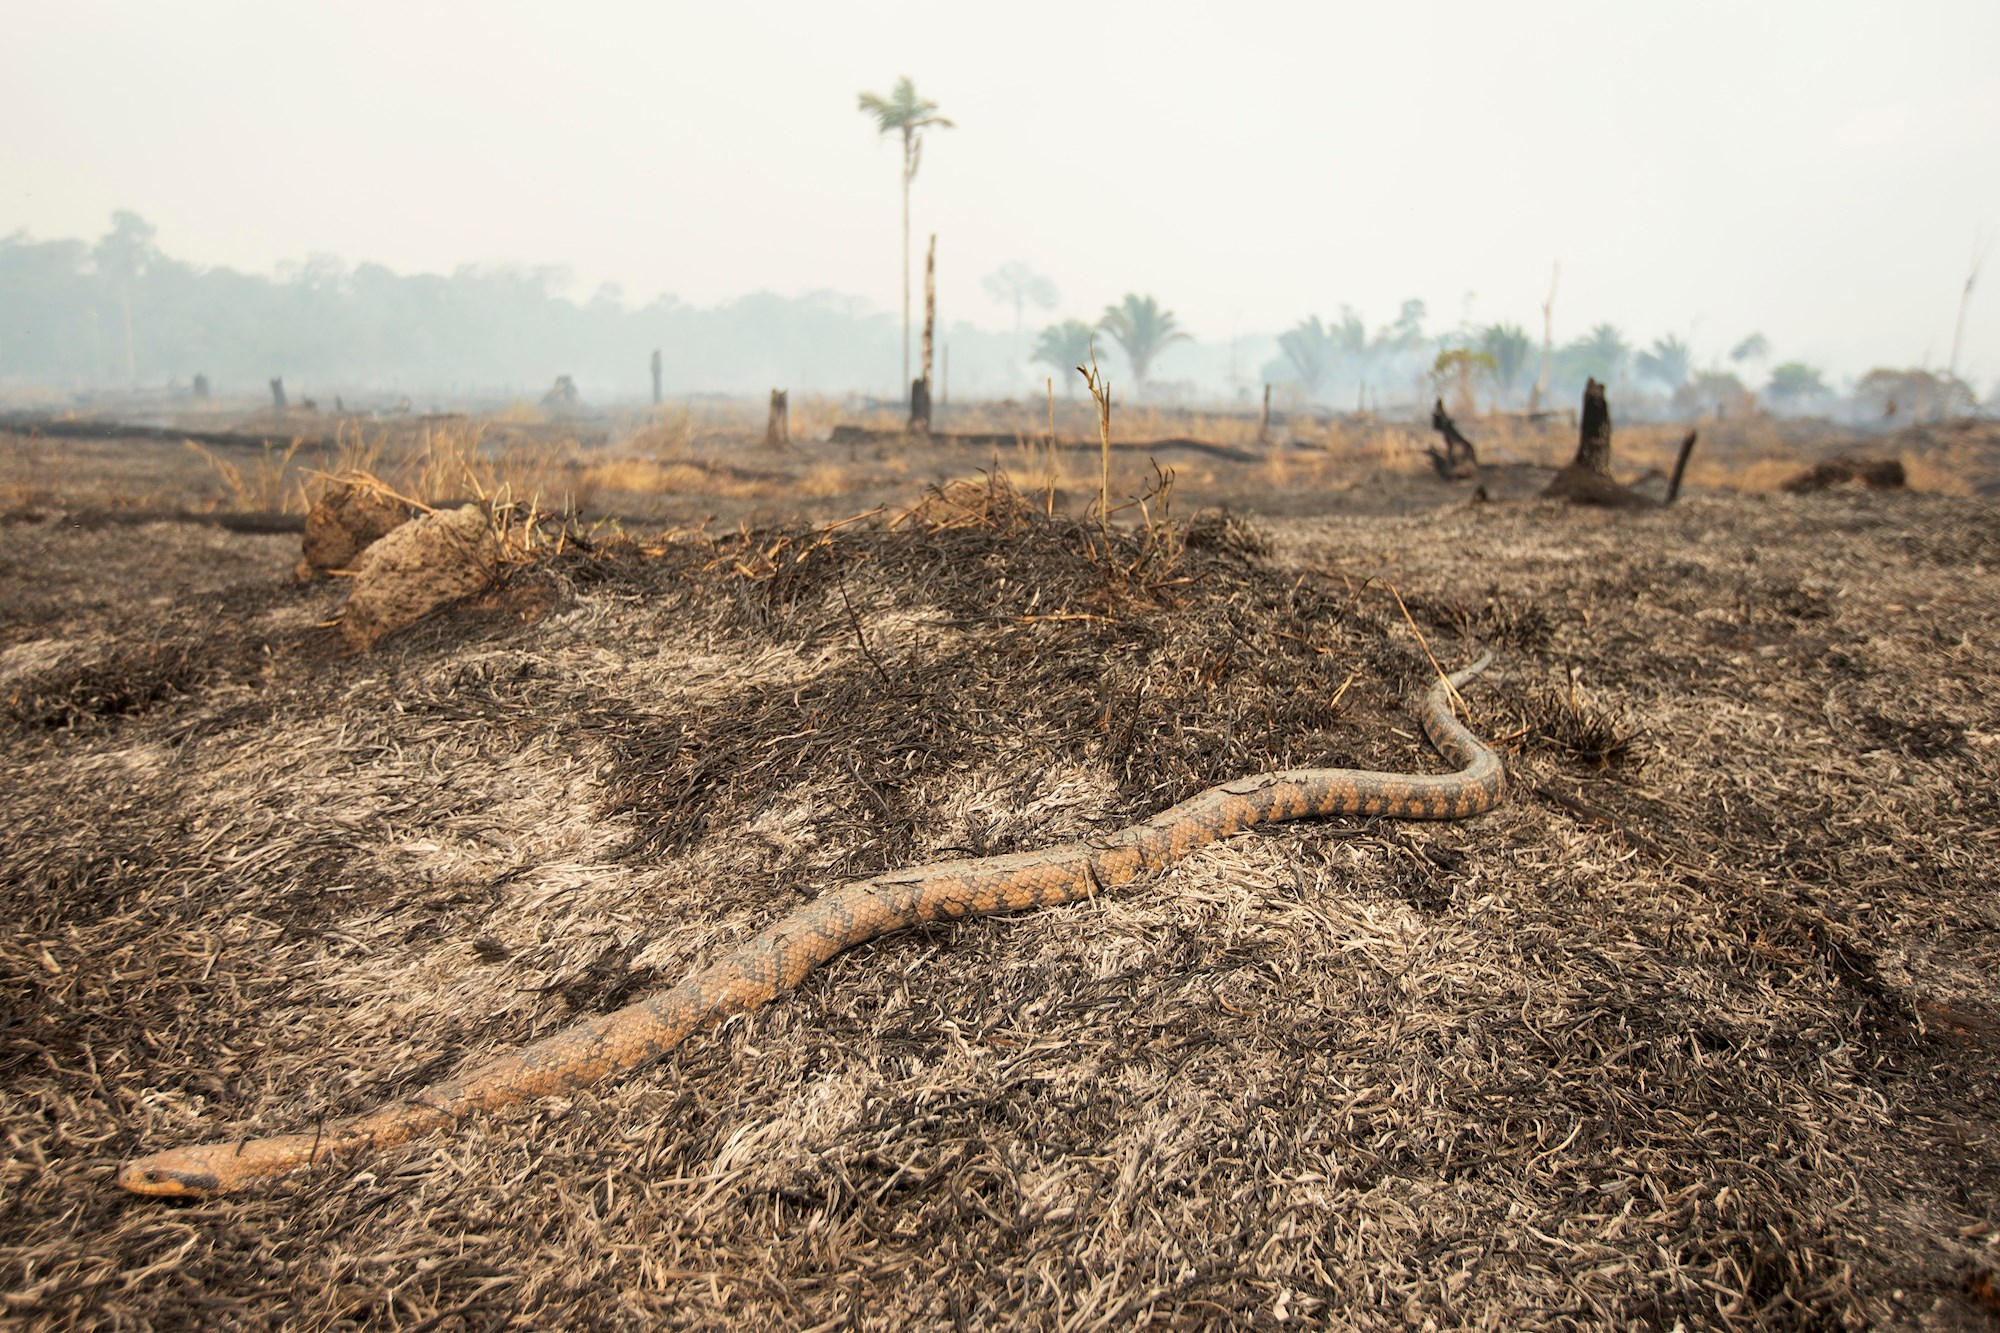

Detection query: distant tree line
(0, 212), (1020, 401)
(4, 212), (1982, 420)
(1178, 302), (1981, 421)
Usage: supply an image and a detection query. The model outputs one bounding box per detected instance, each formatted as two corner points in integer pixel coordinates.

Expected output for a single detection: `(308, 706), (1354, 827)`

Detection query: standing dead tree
(1947, 229), (1989, 388)
(1528, 261), (1559, 415)
(910, 233), (937, 435)
(1542, 378), (1698, 508)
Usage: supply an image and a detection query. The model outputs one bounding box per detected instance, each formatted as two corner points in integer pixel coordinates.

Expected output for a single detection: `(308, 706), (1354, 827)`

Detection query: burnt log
(1782, 455), (1906, 493)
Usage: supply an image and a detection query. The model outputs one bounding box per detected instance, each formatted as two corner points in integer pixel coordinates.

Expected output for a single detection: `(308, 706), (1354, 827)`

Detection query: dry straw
(3, 438), (1998, 1327)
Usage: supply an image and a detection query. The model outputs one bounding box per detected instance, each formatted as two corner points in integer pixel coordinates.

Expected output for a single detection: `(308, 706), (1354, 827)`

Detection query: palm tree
(1634, 334), (1693, 390)
(857, 77), (953, 394)
(1030, 320), (1096, 396)
(1565, 323), (1630, 384)
(1278, 316), (1337, 399)
(1097, 293), (1190, 392)
(1332, 306), (1368, 352)
(1476, 323), (1533, 402)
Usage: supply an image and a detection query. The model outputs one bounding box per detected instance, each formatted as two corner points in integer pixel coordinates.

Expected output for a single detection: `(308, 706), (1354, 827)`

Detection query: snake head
(117, 1153), (221, 1198)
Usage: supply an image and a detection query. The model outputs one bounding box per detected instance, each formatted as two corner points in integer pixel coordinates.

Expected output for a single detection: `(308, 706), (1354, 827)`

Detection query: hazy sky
(8, 0), (1998, 384)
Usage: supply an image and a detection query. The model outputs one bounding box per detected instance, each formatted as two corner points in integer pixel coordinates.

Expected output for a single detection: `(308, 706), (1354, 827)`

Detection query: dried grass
(11, 472), (2000, 1320)
(184, 438), (310, 513)
(3, 449), (1999, 1329)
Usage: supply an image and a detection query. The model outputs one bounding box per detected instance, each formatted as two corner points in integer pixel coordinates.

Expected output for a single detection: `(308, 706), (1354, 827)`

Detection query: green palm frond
(1096, 294), (1190, 387)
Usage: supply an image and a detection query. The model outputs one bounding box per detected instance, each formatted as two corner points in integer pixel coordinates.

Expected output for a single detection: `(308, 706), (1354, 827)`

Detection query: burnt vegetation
(1, 474), (1998, 1328)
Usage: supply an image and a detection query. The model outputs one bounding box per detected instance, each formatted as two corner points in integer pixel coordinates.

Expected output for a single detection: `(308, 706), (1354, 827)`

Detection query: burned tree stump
(1428, 398), (1481, 479)
(1542, 379), (1697, 508)
(764, 389), (790, 447)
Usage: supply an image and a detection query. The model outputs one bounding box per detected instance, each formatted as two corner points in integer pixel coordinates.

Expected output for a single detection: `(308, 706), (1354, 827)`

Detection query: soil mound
(1783, 454), (1908, 493)
(340, 502), (500, 649)
(298, 478), (413, 576)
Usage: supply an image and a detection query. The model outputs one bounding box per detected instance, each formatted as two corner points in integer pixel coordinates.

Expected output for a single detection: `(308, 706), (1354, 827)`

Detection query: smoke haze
(5, 0), (1997, 398)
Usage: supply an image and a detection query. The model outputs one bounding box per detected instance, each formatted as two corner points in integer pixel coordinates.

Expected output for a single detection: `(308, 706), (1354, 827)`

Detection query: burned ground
(2, 473), (1998, 1329)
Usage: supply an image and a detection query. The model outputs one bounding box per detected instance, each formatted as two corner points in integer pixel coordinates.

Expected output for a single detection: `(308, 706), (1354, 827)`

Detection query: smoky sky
(6, 0), (1997, 385)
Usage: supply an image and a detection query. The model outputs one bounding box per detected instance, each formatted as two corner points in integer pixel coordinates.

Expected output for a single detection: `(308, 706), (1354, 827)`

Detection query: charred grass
(2, 477), (1998, 1329)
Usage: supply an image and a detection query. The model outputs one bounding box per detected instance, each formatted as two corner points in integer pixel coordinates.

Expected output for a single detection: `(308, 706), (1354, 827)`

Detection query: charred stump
(764, 389), (790, 447)
(1428, 398), (1481, 480)
(1542, 379), (1697, 508)
(1573, 377), (1613, 474)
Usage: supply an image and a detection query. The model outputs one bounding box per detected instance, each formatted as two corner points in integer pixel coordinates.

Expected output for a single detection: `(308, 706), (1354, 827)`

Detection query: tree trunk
(911, 233), (935, 435)
(269, 376), (287, 410)
(900, 130), (912, 395)
(921, 234), (936, 390)
(1573, 378), (1613, 474)
(650, 349), (663, 406)
(764, 389), (789, 447)
(1530, 261), (1559, 416)
(121, 288), (136, 386)
(1258, 383), (1271, 445)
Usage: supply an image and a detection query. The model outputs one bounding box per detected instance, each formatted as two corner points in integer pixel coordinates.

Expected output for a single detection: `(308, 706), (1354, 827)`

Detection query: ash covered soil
(2, 475), (1999, 1330)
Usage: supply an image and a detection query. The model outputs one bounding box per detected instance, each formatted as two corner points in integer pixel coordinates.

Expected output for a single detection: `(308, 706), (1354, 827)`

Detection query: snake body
(119, 656), (1503, 1197)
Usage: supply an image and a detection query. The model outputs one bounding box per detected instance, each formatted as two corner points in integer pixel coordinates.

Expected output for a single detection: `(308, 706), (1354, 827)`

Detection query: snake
(118, 654), (1503, 1197)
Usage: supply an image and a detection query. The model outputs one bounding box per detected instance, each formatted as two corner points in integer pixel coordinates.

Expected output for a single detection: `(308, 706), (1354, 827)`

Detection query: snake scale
(119, 655), (1503, 1197)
